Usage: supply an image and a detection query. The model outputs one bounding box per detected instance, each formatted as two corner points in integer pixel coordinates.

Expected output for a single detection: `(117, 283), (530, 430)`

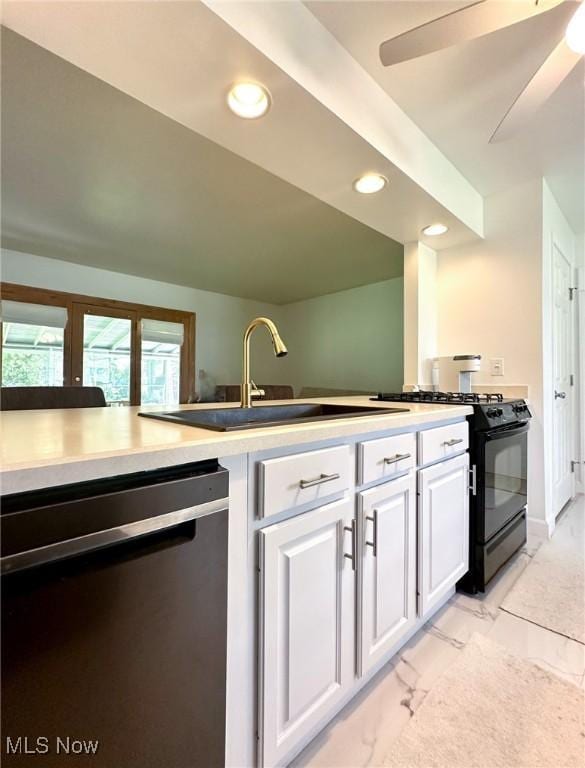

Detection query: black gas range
(373, 391), (532, 592)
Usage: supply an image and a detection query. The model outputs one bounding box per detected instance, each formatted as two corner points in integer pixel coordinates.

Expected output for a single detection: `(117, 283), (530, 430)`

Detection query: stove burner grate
(375, 391), (504, 404)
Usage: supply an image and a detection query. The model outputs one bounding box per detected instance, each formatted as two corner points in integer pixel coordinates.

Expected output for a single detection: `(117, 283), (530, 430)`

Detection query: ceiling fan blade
(379, 0), (567, 67)
(489, 40), (582, 142)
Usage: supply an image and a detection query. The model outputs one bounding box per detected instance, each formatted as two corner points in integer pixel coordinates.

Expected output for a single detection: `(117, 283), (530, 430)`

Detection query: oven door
(476, 422), (529, 542)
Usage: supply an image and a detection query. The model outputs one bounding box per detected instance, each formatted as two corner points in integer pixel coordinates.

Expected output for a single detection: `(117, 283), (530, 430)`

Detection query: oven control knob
(487, 408), (500, 418)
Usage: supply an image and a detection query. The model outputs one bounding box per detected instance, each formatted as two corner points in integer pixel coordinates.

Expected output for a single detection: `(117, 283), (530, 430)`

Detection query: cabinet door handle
(343, 519), (357, 571)
(299, 472), (340, 489)
(384, 452), (411, 465)
(365, 511), (378, 557)
(443, 438), (463, 447)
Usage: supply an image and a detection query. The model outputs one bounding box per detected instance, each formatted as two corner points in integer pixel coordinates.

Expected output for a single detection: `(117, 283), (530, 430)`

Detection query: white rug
(384, 634), (585, 768)
(501, 509), (584, 644)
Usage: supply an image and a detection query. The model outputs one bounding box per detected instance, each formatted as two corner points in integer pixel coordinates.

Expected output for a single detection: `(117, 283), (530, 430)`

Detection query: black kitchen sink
(138, 403), (409, 432)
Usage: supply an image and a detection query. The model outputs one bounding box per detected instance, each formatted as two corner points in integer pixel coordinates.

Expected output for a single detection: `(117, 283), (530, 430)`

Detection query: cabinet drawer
(358, 432), (416, 485)
(418, 421), (469, 466)
(258, 445), (351, 518)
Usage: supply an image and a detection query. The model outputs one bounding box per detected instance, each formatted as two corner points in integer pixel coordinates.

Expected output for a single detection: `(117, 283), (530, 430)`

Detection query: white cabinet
(418, 452), (470, 617)
(257, 445), (351, 518)
(418, 421), (469, 467)
(253, 422), (471, 766)
(357, 432), (416, 486)
(358, 473), (417, 676)
(258, 497), (355, 767)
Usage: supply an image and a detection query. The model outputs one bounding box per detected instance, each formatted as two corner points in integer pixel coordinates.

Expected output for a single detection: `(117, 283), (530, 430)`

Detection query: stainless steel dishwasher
(1, 460), (229, 768)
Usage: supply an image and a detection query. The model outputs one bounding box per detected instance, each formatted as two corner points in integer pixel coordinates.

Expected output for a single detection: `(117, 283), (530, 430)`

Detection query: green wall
(280, 277), (404, 395)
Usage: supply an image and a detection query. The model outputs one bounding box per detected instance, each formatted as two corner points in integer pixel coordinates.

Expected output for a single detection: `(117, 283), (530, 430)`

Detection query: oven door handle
(468, 465), (477, 496)
(484, 422), (530, 441)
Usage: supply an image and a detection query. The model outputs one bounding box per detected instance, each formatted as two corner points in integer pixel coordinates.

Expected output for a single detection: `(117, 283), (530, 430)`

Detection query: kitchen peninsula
(1, 397), (473, 767)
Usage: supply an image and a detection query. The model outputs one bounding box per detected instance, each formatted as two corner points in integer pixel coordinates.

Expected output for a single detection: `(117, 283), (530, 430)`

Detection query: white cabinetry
(358, 473), (417, 676)
(258, 497), (355, 768)
(252, 417), (471, 767)
(418, 452), (470, 617)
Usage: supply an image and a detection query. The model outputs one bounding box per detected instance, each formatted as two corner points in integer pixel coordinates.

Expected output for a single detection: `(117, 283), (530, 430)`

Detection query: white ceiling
(3, 0), (581, 306)
(1, 0), (482, 252)
(307, 0), (585, 233)
(1, 28), (404, 305)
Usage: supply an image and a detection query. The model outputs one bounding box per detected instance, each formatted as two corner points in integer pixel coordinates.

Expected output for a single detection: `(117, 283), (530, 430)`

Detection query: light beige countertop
(0, 397), (473, 494)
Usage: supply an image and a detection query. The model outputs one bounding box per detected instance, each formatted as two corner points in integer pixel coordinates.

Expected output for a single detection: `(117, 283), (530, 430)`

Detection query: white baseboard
(527, 516), (552, 540)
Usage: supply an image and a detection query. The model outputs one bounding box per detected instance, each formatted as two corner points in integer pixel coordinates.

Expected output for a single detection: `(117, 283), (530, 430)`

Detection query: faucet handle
(250, 380), (265, 400)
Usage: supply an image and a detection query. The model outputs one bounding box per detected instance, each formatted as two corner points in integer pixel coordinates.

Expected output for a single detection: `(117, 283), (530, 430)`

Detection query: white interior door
(358, 473), (416, 677)
(552, 241), (574, 514)
(258, 498), (355, 768)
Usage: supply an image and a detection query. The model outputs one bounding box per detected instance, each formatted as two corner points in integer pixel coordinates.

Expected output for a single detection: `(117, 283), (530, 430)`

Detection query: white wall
(276, 278), (404, 395)
(404, 242), (437, 388)
(436, 179), (548, 530)
(0, 249), (286, 391)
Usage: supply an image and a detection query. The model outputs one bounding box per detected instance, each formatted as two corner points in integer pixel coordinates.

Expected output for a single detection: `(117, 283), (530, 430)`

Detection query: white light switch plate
(490, 358), (504, 376)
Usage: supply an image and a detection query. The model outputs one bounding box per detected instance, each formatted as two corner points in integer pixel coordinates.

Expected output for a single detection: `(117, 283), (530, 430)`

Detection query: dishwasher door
(1, 461), (229, 768)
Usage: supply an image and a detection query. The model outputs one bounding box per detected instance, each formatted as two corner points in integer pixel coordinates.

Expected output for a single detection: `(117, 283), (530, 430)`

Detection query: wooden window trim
(0, 282), (196, 404)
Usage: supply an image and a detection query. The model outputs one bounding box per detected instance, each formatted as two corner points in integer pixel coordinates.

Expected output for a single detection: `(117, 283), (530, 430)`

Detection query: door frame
(71, 303), (139, 405)
(551, 240), (575, 512)
(578, 265), (585, 495)
(542, 213), (578, 533)
(0, 282), (196, 403)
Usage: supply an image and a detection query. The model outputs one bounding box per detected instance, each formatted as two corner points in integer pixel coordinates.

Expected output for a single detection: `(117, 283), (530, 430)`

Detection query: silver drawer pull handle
(344, 519), (357, 571)
(384, 452), (411, 465)
(365, 512), (378, 557)
(443, 438), (463, 447)
(299, 472), (340, 489)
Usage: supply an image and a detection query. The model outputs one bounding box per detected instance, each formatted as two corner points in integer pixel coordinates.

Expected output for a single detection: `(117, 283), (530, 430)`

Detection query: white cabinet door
(258, 497), (355, 767)
(358, 473), (416, 676)
(418, 453), (470, 617)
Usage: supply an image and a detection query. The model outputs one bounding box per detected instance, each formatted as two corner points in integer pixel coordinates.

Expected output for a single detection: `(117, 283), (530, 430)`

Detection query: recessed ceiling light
(566, 3), (585, 54)
(227, 82), (271, 119)
(353, 173), (387, 194)
(422, 223), (449, 236)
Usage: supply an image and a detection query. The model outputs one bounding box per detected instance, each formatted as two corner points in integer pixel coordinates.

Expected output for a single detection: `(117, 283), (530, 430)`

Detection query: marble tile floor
(291, 496), (585, 768)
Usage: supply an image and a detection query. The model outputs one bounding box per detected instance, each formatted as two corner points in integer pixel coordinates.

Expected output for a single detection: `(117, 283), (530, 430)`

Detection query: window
(141, 319), (184, 406)
(2, 323), (65, 387)
(1, 301), (68, 387)
(0, 284), (195, 405)
(82, 314), (132, 405)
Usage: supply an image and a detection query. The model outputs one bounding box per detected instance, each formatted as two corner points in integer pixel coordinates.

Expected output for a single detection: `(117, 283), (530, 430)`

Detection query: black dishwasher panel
(1, 461), (229, 768)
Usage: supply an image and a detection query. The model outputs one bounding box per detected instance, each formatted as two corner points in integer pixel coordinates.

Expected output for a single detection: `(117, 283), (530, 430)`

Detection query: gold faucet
(241, 317), (288, 408)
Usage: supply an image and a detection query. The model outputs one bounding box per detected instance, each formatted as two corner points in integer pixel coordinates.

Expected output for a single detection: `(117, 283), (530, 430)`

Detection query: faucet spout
(241, 317), (288, 408)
